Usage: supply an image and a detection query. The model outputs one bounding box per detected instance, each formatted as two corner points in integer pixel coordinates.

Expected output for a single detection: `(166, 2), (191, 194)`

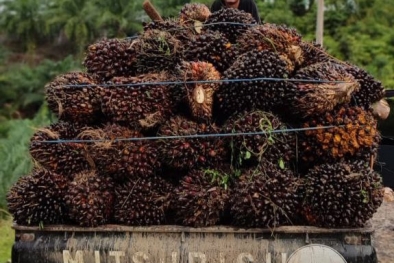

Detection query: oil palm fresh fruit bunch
(113, 175), (173, 226)
(300, 106), (380, 167)
(225, 111), (296, 168)
(83, 38), (137, 82)
(179, 3), (211, 22)
(343, 64), (386, 110)
(7, 168), (68, 225)
(65, 170), (114, 227)
(303, 161), (383, 227)
(236, 23), (303, 72)
(290, 62), (360, 118)
(171, 169), (231, 227)
(184, 30), (238, 73)
(133, 29), (184, 74)
(78, 123), (160, 182)
(298, 41), (334, 68)
(203, 8), (257, 43)
(214, 49), (291, 120)
(101, 72), (184, 129)
(29, 122), (93, 179)
(176, 61), (221, 122)
(45, 71), (103, 124)
(157, 115), (229, 171)
(230, 162), (301, 227)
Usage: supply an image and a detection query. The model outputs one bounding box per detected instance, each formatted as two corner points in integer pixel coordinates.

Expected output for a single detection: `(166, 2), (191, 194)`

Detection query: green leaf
(278, 158), (285, 169)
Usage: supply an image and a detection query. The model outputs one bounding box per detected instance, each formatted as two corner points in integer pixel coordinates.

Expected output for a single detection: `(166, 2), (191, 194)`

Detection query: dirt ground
(370, 188), (394, 263)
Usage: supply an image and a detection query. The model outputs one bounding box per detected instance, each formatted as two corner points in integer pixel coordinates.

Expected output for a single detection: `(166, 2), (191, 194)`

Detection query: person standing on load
(210, 0), (261, 23)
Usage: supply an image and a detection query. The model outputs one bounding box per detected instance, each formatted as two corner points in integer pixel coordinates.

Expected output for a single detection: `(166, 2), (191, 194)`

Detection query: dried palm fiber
(214, 49), (292, 121)
(303, 161), (383, 228)
(7, 168), (68, 225)
(171, 169), (231, 227)
(45, 72), (103, 124)
(101, 72), (184, 129)
(300, 106), (380, 167)
(113, 175), (173, 226)
(176, 61), (221, 122)
(224, 111), (297, 168)
(132, 29), (184, 74)
(298, 41), (334, 68)
(83, 38), (137, 82)
(203, 8), (257, 43)
(143, 18), (195, 44)
(157, 115), (229, 171)
(343, 63), (386, 109)
(183, 30), (238, 73)
(65, 170), (114, 227)
(230, 162), (301, 227)
(236, 23), (303, 72)
(29, 121), (94, 178)
(290, 62), (360, 118)
(77, 123), (160, 182)
(179, 3), (211, 22)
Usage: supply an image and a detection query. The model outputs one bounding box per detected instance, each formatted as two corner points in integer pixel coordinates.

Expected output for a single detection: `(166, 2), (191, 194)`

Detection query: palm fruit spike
(157, 115), (229, 171)
(113, 175), (173, 226)
(7, 169), (68, 226)
(183, 30), (238, 73)
(133, 29), (184, 74)
(171, 169), (231, 227)
(300, 106), (380, 166)
(45, 72), (103, 124)
(343, 64), (386, 109)
(65, 170), (114, 227)
(83, 38), (137, 82)
(101, 72), (184, 129)
(298, 41), (334, 68)
(29, 122), (93, 179)
(291, 62), (360, 117)
(214, 49), (291, 121)
(230, 162), (301, 228)
(176, 61), (221, 122)
(303, 161), (383, 228)
(225, 111), (297, 168)
(236, 23), (303, 71)
(203, 8), (257, 43)
(78, 123), (160, 182)
(179, 3), (211, 22)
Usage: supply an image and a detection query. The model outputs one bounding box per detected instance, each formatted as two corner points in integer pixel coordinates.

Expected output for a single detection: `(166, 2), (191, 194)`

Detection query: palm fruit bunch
(225, 111), (296, 168)
(203, 8), (257, 43)
(176, 61), (221, 122)
(300, 106), (380, 167)
(157, 115), (229, 171)
(183, 30), (238, 73)
(113, 175), (173, 226)
(214, 49), (291, 120)
(78, 123), (160, 182)
(171, 169), (231, 227)
(83, 38), (137, 82)
(230, 162), (301, 227)
(298, 41), (334, 68)
(236, 23), (303, 71)
(343, 64), (386, 109)
(179, 3), (211, 22)
(303, 161), (384, 228)
(133, 29), (184, 74)
(7, 169), (68, 225)
(101, 72), (184, 129)
(29, 122), (93, 179)
(65, 170), (115, 227)
(290, 62), (360, 117)
(45, 72), (103, 124)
